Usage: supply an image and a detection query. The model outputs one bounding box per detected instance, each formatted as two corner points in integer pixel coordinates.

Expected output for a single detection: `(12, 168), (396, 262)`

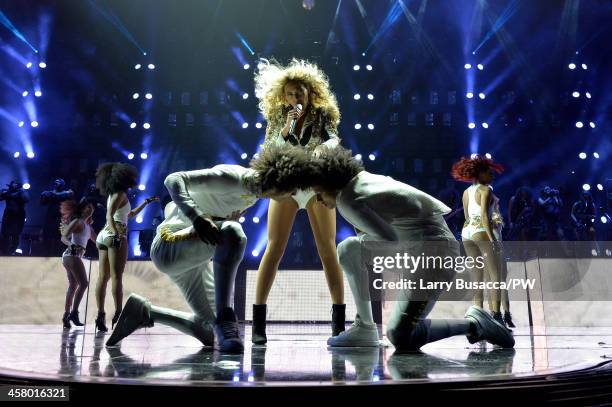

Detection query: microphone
(288, 103), (303, 136)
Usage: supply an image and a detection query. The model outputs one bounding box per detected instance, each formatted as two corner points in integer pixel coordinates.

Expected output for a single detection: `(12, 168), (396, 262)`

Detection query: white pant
(150, 233), (217, 322)
(337, 220), (457, 332)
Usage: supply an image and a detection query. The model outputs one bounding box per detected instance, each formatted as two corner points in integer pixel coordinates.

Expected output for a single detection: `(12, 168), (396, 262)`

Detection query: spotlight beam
(324, 0), (343, 55)
(397, 0), (452, 74)
(0, 10), (38, 53)
(235, 32), (255, 55)
(87, 0), (147, 55)
(472, 0), (522, 55)
(362, 1), (403, 55)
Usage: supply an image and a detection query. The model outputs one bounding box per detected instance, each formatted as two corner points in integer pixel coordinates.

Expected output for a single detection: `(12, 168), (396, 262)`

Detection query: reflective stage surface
(1, 324), (611, 386)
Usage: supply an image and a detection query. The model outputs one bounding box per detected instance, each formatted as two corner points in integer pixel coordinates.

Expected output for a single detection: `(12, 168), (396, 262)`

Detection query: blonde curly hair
(254, 58), (341, 130)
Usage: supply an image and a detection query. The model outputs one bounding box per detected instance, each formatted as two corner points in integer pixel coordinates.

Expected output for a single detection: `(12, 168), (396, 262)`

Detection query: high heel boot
(95, 311), (107, 333)
(252, 304), (267, 345)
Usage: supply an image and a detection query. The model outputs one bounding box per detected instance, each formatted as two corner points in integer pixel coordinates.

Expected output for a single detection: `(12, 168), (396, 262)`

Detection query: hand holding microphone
(285, 103), (303, 137)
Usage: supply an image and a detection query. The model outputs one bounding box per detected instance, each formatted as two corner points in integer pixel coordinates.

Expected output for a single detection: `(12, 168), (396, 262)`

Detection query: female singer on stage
(93, 162), (159, 332)
(251, 59), (345, 343)
(59, 200), (97, 329)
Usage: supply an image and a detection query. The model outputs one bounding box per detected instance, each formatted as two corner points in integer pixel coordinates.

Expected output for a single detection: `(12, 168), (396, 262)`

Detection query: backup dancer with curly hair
(105, 145), (312, 353)
(94, 163), (159, 332)
(59, 200), (97, 329)
(451, 155), (509, 327)
(251, 58), (346, 344)
(301, 147), (514, 349)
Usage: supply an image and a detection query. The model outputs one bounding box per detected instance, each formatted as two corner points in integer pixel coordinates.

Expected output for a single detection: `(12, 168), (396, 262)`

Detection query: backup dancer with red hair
(452, 155), (509, 327)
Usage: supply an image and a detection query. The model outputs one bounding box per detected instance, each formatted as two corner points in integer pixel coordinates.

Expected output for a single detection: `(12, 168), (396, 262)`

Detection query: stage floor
(1, 324), (611, 386)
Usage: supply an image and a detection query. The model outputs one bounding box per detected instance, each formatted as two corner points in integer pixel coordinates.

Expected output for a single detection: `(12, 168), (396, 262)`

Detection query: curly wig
(60, 199), (92, 223)
(95, 162), (138, 196)
(310, 146), (364, 192)
(254, 58), (341, 129)
(451, 155), (504, 183)
(249, 144), (314, 193)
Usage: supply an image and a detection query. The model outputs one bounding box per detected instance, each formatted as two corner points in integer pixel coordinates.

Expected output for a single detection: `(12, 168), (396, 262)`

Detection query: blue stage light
(242, 93), (249, 99)
(593, 152), (599, 158)
(589, 122), (596, 129)
(39, 62), (46, 69)
(148, 64), (155, 70)
(354, 123), (361, 130)
(239, 216), (245, 223)
(485, 153), (492, 159)
(585, 92), (592, 99)
(568, 63), (576, 70)
(252, 217), (260, 224)
(572, 91), (580, 98)
(143, 122), (151, 129)
(13, 152), (19, 158)
(242, 122), (249, 129)
(477, 64), (484, 70)
(22, 91), (28, 97)
(140, 152), (148, 159)
(575, 121), (583, 128)
(367, 93), (374, 100)
(468, 122), (476, 129)
(466, 92), (474, 99)
(132, 93), (140, 99)
(367, 123), (374, 130)
(27, 152), (35, 158)
(581, 63), (587, 70)
(464, 63), (472, 69)
(243, 63), (250, 70)
(353, 93), (360, 100)
(18, 121), (24, 127)
(255, 122), (262, 129)
(354, 154), (362, 161)
(597, 184), (603, 191)
(136, 215), (143, 223)
(353, 65), (360, 71)
(478, 93), (486, 99)
(602, 216), (608, 224)
(145, 93), (152, 99)
(482, 122), (489, 128)
(368, 154), (376, 161)
(23, 183), (30, 190)
(34, 91), (42, 97)
(138, 184), (145, 191)
(582, 184), (591, 191)
(134, 64), (141, 70)
(366, 65), (372, 71)
(579, 152), (587, 159)
(127, 153), (134, 160)
(31, 121), (38, 127)
(241, 153), (248, 159)
(251, 250), (259, 257)
(26, 62), (32, 68)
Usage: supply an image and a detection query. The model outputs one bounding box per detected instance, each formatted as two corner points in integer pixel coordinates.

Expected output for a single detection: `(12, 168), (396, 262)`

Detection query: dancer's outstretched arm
(128, 196), (159, 218)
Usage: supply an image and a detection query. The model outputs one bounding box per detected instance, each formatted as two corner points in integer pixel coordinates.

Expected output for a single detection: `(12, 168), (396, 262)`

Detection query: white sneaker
(327, 315), (379, 347)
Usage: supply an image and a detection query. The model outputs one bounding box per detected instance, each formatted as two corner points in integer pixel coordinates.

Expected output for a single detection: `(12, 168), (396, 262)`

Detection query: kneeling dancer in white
(306, 147), (514, 350)
(106, 145), (310, 353)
